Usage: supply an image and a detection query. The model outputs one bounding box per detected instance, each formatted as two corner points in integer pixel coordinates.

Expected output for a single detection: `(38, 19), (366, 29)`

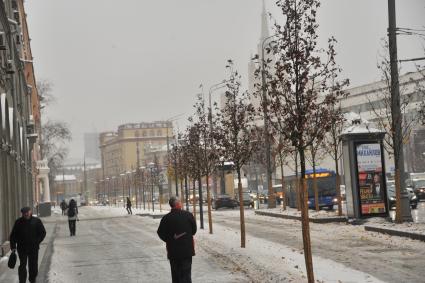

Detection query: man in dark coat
(157, 196), (197, 283)
(10, 206), (46, 283)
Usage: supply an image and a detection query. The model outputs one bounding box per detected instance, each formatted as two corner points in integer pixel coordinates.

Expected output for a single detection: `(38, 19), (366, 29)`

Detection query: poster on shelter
(356, 143), (386, 215)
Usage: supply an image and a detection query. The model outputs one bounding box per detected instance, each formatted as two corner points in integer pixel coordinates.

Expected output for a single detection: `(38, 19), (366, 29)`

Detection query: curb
(255, 210), (347, 223)
(364, 225), (425, 242)
(38, 222), (58, 283)
(136, 213), (166, 219)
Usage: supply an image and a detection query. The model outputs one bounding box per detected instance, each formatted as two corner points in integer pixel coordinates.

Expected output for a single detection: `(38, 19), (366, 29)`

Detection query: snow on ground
(197, 214), (385, 283)
(48, 207), (248, 283)
(257, 207), (344, 219)
(48, 205), (425, 282)
(0, 255), (8, 264)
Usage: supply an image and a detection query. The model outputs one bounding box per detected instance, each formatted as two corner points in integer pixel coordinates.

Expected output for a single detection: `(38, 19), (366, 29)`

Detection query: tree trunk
(295, 151), (301, 211)
(198, 174), (204, 229)
(180, 178), (184, 206)
(335, 149), (342, 216)
(299, 148), (315, 283)
(192, 178), (196, 219)
(206, 173), (213, 234)
(279, 153), (286, 210)
(184, 175), (189, 211)
(313, 157), (319, 212)
(237, 167), (246, 248)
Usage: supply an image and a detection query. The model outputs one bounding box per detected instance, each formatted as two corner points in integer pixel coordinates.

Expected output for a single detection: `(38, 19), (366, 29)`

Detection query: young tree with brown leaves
(263, 1), (349, 281)
(190, 94), (219, 234)
(215, 61), (257, 248)
(324, 104), (345, 216)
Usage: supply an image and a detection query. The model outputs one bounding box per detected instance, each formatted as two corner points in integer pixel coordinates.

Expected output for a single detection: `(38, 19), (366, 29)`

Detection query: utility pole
(387, 0), (412, 223)
(136, 141), (141, 209)
(83, 155), (87, 201)
(261, 34), (276, 208)
(174, 144), (179, 197)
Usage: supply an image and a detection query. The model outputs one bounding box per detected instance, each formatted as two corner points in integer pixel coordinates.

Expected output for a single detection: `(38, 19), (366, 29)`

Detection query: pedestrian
(60, 199), (67, 216)
(67, 199), (78, 236)
(157, 196), (197, 283)
(126, 197), (132, 215)
(9, 206), (46, 283)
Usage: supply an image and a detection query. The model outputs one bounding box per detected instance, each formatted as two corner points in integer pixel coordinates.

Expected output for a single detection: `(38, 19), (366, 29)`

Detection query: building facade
(0, 0), (41, 247)
(99, 121), (173, 178)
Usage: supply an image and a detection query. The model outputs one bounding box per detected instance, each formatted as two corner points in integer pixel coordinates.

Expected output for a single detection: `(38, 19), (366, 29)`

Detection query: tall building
(248, 0), (274, 113)
(99, 121), (173, 178)
(0, 0), (41, 246)
(84, 132), (101, 161)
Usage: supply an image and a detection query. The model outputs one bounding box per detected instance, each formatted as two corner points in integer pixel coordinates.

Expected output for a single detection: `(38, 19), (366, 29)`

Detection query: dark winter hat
(20, 206), (31, 213)
(169, 196), (179, 208)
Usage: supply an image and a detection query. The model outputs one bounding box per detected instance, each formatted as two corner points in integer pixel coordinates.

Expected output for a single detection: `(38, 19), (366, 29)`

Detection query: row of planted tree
(167, 1), (350, 282)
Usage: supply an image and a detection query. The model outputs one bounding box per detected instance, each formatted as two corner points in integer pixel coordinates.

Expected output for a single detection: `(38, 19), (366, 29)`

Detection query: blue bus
(284, 168), (337, 210)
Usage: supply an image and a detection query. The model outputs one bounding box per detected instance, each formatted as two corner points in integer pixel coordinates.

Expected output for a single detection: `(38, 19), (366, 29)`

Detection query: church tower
(248, 0), (273, 118)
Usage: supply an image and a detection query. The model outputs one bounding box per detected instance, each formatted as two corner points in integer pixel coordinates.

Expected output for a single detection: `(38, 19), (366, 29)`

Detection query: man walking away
(126, 197), (132, 215)
(67, 199), (78, 236)
(157, 196), (197, 283)
(60, 199), (67, 216)
(9, 207), (46, 283)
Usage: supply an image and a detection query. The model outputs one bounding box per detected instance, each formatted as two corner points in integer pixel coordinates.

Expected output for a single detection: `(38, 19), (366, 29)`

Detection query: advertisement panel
(356, 143), (387, 215)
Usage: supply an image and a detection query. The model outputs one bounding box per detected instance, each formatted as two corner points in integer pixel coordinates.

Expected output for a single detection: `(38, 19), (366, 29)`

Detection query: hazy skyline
(25, 0), (425, 160)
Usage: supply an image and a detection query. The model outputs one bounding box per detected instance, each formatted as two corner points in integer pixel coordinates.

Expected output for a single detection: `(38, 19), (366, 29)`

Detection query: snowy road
(47, 207), (248, 283)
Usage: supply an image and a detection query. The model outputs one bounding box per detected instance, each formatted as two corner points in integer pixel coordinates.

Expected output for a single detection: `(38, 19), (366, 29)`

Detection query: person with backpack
(67, 199), (78, 236)
(126, 197), (132, 215)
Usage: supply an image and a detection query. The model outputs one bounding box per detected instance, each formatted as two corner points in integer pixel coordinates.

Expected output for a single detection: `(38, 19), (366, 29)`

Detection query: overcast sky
(25, 0), (425, 160)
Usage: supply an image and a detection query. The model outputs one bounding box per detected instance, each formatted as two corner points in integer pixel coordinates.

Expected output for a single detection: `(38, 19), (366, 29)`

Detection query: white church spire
(261, 0), (270, 40)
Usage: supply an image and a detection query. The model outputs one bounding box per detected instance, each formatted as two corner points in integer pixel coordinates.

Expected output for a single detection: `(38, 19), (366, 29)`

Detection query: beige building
(99, 121), (173, 178)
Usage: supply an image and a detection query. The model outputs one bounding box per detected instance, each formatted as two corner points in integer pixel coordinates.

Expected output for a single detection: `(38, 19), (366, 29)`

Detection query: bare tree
(367, 40), (423, 156)
(262, 1), (349, 281)
(215, 60), (257, 248)
(190, 94), (219, 234)
(37, 79), (56, 111)
(306, 138), (326, 212)
(41, 120), (72, 188)
(37, 79), (72, 189)
(324, 104), (345, 216)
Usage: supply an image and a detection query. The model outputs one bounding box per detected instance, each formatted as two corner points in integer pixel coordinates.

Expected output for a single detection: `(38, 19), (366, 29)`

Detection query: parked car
(212, 195), (238, 210)
(412, 179), (425, 200)
(235, 191), (254, 208)
(387, 185), (418, 209)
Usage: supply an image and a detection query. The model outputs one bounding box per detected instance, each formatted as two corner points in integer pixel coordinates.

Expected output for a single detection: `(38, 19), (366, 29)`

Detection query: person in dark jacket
(9, 206), (46, 283)
(157, 196), (197, 283)
(126, 197), (132, 215)
(60, 200), (67, 216)
(67, 199), (78, 236)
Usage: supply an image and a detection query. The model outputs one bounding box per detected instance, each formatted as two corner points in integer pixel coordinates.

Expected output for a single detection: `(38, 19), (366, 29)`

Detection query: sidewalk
(255, 207), (347, 223)
(363, 218), (425, 242)
(0, 214), (58, 283)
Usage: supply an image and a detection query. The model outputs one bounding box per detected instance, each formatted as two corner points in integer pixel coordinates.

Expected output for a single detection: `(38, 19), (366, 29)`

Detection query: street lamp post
(140, 166), (146, 210)
(112, 176), (117, 206)
(106, 177), (110, 206)
(261, 34), (277, 209)
(126, 171), (131, 201)
(148, 162), (155, 212)
(209, 81), (229, 196)
(120, 173), (125, 208)
(219, 157), (226, 195)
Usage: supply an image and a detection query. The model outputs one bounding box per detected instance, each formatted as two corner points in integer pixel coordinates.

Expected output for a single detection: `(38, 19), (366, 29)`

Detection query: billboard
(356, 143), (387, 215)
